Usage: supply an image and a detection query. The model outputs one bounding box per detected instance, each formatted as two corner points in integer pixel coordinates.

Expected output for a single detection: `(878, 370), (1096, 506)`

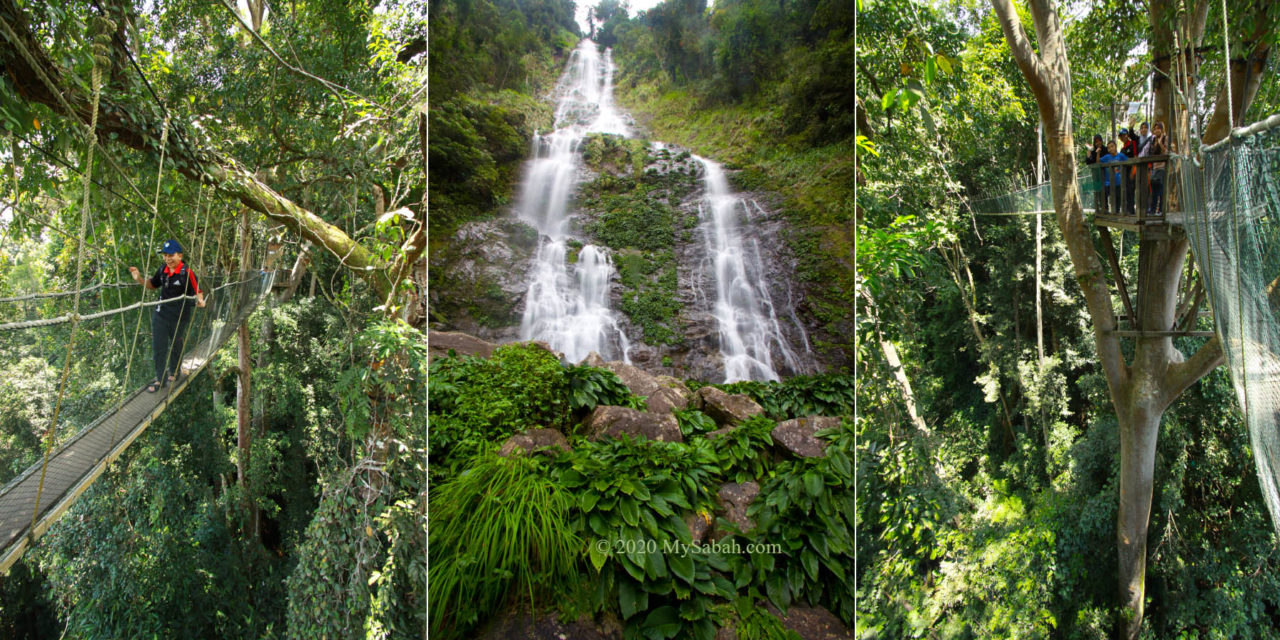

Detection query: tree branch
(990, 0), (1053, 109)
(1163, 335), (1224, 405)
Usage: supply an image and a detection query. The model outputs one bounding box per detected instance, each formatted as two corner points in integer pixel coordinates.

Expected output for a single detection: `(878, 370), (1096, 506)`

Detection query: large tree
(990, 0), (1275, 635)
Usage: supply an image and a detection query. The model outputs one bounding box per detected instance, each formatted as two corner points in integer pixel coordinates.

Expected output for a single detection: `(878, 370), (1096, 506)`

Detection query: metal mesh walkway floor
(0, 272), (272, 573)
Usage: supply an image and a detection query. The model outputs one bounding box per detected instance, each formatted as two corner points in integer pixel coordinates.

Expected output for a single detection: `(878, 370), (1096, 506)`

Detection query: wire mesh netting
(0, 268), (275, 566)
(1180, 114), (1280, 536)
(970, 169), (1103, 215)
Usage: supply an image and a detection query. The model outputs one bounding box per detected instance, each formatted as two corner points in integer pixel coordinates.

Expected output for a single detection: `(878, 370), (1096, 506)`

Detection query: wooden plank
(0, 275), (271, 574)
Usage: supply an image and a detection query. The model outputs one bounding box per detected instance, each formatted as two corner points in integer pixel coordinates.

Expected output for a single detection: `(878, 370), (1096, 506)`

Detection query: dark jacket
(149, 262), (201, 320)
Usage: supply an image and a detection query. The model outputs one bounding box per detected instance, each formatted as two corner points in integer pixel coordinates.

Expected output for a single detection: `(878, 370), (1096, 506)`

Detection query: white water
(517, 40), (631, 363)
(696, 157), (805, 382)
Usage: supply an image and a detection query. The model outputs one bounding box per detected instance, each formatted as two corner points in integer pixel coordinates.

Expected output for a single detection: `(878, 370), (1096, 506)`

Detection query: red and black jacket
(149, 262), (201, 319)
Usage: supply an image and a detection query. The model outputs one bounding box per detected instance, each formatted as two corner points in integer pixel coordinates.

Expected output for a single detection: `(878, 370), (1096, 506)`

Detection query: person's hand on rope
(128, 266), (142, 284)
(196, 293), (207, 308)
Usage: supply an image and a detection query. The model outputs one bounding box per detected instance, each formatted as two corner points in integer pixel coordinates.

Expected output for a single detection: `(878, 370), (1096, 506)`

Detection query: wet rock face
(764, 603), (854, 640)
(585, 405), (683, 443)
(603, 362), (662, 398)
(428, 218), (539, 342)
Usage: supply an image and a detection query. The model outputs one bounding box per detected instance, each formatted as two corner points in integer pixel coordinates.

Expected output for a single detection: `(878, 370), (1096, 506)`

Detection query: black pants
(1149, 170), (1165, 214)
(1123, 170), (1136, 214)
(153, 310), (191, 381)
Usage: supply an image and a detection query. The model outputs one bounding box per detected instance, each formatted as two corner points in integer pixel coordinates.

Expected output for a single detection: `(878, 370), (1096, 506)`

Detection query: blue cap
(159, 239), (183, 254)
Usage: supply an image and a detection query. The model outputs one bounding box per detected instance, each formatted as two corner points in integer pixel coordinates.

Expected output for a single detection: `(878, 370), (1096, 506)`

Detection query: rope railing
(0, 275), (261, 331)
(0, 281), (136, 304)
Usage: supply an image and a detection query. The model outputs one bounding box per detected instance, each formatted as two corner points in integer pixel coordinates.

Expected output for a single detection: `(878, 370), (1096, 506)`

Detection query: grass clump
(429, 454), (580, 639)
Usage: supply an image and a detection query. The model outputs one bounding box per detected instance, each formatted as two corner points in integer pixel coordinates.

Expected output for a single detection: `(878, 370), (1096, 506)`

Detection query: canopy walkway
(0, 270), (276, 573)
(972, 114), (1280, 534)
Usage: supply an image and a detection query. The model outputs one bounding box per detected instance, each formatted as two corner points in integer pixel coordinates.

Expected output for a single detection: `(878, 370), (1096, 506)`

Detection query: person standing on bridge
(128, 239), (206, 393)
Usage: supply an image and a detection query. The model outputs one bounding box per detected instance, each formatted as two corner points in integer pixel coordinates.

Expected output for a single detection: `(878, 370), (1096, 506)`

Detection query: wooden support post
(1098, 226), (1136, 328)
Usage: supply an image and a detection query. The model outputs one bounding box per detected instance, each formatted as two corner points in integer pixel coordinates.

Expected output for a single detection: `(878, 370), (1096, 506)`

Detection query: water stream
(695, 157), (806, 382)
(517, 40), (631, 363)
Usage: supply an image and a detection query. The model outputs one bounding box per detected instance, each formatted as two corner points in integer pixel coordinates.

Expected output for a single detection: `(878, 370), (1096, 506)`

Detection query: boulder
(498, 429), (571, 457)
(771, 416), (842, 458)
(582, 351), (607, 368)
(655, 375), (695, 403)
(714, 481), (760, 537)
(585, 406), (683, 443)
(704, 425), (736, 441)
(645, 387), (690, 414)
(698, 387), (764, 426)
(603, 362), (662, 398)
(428, 330), (495, 361)
(763, 603), (853, 640)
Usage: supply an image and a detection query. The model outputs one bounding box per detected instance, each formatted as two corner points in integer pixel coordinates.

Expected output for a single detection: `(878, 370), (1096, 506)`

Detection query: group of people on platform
(1085, 120), (1169, 216)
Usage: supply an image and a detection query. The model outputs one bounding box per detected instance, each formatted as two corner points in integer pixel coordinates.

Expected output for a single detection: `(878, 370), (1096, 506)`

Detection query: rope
(0, 282), (135, 303)
(0, 278), (254, 331)
(27, 21), (111, 537)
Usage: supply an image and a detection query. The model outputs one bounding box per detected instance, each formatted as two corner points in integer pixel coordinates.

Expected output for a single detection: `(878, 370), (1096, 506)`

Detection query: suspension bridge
(0, 269), (276, 573)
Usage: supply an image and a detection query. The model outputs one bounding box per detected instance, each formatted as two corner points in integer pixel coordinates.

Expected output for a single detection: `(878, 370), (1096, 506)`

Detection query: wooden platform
(0, 276), (269, 573)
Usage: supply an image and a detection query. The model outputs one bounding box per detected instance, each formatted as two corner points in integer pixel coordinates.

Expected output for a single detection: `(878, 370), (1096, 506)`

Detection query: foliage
(428, 453), (580, 639)
(566, 363), (646, 413)
(706, 414), (776, 483)
(715, 373), (856, 420)
(559, 436), (731, 640)
(674, 407), (718, 436)
(428, 343), (570, 481)
(734, 420), (855, 625)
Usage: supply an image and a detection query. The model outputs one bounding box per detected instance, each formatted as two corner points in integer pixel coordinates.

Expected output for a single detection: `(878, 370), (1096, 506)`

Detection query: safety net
(1180, 113), (1280, 535)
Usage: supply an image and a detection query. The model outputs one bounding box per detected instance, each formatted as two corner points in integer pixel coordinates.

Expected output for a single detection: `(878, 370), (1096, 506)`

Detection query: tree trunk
(235, 210), (257, 540)
(990, 1), (1228, 635)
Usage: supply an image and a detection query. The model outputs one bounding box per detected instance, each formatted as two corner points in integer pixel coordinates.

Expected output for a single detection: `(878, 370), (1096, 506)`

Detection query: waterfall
(517, 40), (631, 363)
(695, 157), (805, 383)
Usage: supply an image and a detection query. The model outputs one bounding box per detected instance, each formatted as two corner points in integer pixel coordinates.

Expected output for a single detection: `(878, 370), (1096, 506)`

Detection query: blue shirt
(1100, 152), (1128, 185)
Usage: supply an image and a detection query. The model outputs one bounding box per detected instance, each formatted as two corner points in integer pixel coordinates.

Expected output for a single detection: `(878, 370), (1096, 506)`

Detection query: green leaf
(936, 53), (952, 75)
(925, 57), (936, 85)
(803, 472), (823, 498)
(620, 498), (640, 527)
(581, 492), (600, 512)
(589, 541), (609, 572)
(642, 606), (682, 639)
(881, 88), (898, 112)
(619, 579), (647, 619)
(645, 546), (668, 579)
(668, 550), (695, 584)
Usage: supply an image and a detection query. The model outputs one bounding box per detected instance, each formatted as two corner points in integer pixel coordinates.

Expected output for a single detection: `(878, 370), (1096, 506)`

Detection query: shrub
(428, 343), (569, 480)
(707, 414), (776, 483)
(428, 454), (580, 639)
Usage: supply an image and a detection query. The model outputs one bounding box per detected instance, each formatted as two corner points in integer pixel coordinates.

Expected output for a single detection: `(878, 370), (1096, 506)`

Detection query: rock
(428, 330), (495, 361)
(585, 406), (683, 443)
(715, 622), (738, 640)
(645, 387), (690, 414)
(583, 351), (607, 368)
(771, 416), (842, 458)
(655, 375), (695, 402)
(704, 425), (735, 440)
(714, 481), (760, 536)
(764, 603), (853, 640)
(475, 606), (622, 639)
(603, 362), (662, 398)
(498, 429), (571, 457)
(698, 387), (764, 426)
(684, 510), (713, 544)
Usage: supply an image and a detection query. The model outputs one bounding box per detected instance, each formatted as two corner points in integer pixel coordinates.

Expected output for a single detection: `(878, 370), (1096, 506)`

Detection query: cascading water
(695, 156), (806, 382)
(517, 40), (630, 363)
